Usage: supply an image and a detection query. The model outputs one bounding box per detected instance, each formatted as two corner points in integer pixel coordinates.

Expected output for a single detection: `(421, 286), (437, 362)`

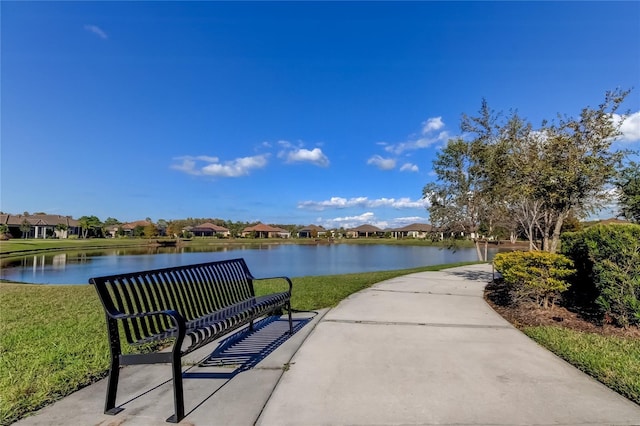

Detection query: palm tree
(55, 223), (68, 239)
(20, 219), (31, 239)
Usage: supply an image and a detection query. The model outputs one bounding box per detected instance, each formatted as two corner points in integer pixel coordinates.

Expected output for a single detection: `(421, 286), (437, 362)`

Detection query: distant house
(0, 214), (80, 239)
(187, 222), (230, 238)
(346, 224), (384, 238)
(115, 220), (154, 237)
(297, 224), (327, 238)
(391, 223), (433, 239)
(241, 223), (290, 238)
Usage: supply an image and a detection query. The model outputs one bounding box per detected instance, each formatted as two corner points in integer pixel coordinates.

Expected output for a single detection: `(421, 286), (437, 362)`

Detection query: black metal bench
(90, 258), (293, 423)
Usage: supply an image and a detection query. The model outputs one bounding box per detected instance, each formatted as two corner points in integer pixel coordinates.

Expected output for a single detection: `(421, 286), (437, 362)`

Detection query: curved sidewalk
(16, 264), (640, 425)
(258, 263), (640, 425)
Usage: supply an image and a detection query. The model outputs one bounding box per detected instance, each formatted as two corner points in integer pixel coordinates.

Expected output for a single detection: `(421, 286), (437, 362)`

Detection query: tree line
(424, 89), (639, 259)
(73, 217), (324, 239)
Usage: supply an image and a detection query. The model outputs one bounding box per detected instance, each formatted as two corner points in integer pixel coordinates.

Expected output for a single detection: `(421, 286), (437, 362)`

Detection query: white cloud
(385, 132), (450, 155)
(171, 154), (268, 177)
(84, 25), (108, 40)
(277, 140), (293, 148)
(318, 212), (386, 229)
(392, 216), (430, 225)
(316, 212), (431, 230)
(170, 159), (198, 175)
(298, 196), (429, 211)
(400, 163), (419, 172)
(367, 155), (396, 170)
(422, 117), (444, 134)
(277, 141), (330, 167)
(615, 111), (640, 143)
(285, 147), (330, 167)
(382, 116), (450, 155)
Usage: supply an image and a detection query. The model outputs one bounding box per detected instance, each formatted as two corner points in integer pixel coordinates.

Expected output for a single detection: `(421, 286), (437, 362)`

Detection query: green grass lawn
(2, 260), (637, 424)
(0, 238), (149, 256)
(523, 326), (640, 405)
(0, 262), (474, 424)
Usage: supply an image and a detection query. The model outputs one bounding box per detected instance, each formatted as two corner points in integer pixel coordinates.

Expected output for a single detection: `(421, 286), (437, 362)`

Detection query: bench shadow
(185, 313), (315, 378)
(117, 313), (316, 417)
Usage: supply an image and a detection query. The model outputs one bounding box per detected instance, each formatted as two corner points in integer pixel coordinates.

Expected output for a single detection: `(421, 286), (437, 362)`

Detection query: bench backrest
(90, 258), (255, 344)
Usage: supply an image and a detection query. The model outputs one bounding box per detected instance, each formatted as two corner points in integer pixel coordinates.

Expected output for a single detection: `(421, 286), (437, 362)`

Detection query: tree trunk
(549, 210), (569, 254)
(528, 224), (535, 250)
(475, 239), (484, 261)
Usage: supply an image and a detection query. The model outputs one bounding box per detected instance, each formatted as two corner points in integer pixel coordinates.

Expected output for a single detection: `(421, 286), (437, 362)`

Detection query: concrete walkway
(16, 264), (640, 425)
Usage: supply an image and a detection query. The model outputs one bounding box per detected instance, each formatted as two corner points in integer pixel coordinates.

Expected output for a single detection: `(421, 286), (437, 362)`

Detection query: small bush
(493, 251), (575, 309)
(562, 224), (640, 327)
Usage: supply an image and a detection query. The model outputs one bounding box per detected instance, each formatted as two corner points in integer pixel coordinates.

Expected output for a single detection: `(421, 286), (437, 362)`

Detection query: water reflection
(1, 244), (500, 285)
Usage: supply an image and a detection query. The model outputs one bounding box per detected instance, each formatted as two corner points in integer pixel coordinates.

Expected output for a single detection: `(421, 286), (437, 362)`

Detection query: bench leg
(287, 302), (293, 335)
(105, 319), (124, 416)
(104, 358), (124, 415)
(167, 353), (185, 423)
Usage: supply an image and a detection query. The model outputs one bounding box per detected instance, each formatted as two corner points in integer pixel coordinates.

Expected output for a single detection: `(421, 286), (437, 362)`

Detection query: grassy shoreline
(0, 236), (480, 259)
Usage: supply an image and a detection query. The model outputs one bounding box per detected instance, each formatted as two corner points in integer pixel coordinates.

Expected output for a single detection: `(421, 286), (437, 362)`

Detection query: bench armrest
(252, 275), (293, 293)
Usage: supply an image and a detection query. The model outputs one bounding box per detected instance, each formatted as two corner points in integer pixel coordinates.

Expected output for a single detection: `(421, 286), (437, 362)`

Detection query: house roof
(0, 214), (80, 227)
(243, 223), (288, 233)
(121, 220), (153, 230)
(299, 224), (326, 232)
(393, 223), (433, 232)
(192, 222), (229, 232)
(349, 224), (383, 232)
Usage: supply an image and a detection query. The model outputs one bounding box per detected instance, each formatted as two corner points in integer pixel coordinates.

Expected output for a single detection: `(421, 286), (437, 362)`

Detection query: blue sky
(2, 1), (639, 229)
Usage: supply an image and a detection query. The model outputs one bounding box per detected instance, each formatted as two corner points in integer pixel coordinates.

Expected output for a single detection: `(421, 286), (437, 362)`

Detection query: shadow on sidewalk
(185, 313), (316, 379)
(110, 313), (317, 422)
(447, 269), (493, 283)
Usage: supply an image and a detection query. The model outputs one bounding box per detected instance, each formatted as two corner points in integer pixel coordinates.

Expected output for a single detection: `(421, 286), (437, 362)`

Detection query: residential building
(186, 222), (231, 238)
(390, 223), (433, 239)
(241, 223), (290, 238)
(346, 224), (384, 238)
(0, 214), (81, 239)
(297, 224), (327, 238)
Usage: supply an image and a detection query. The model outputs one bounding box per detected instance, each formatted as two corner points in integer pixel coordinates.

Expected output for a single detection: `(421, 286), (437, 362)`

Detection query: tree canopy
(424, 89), (630, 254)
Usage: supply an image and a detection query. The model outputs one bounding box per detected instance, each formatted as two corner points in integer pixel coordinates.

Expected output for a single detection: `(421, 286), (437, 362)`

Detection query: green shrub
(561, 224), (640, 327)
(493, 251), (575, 309)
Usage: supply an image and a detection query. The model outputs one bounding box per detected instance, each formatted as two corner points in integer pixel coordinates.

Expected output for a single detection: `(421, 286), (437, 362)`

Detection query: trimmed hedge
(493, 251), (575, 309)
(561, 224), (640, 327)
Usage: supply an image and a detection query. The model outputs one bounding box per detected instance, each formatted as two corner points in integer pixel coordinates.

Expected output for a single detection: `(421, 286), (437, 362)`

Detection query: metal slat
(137, 274), (162, 337)
(210, 263), (232, 308)
(153, 272), (175, 331)
(189, 267), (215, 315)
(179, 268), (201, 318)
(221, 260), (246, 304)
(183, 267), (207, 319)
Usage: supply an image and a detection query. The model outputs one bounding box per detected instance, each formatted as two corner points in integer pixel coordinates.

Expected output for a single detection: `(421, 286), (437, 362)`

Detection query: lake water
(0, 243), (501, 285)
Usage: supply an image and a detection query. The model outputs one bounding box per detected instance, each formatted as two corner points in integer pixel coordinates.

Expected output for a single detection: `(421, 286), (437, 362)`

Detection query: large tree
(78, 215), (103, 238)
(535, 90), (628, 252)
(425, 90), (630, 254)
